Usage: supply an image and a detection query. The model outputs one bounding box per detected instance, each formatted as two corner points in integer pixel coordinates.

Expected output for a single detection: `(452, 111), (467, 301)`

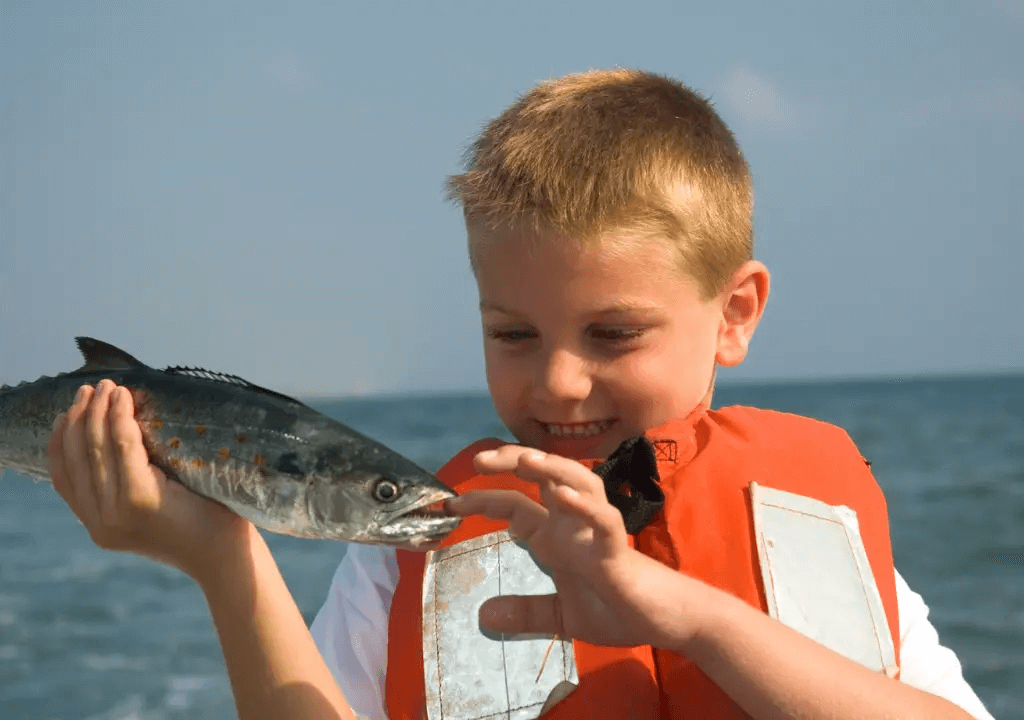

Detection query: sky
(2, 1), (1021, 397)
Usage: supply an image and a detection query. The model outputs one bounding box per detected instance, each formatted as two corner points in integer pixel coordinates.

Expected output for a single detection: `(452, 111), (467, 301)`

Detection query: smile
(539, 419), (616, 438)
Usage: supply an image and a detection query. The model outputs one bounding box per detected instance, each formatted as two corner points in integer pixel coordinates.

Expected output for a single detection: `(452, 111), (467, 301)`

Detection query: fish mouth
(383, 487), (457, 519)
(379, 487), (462, 549)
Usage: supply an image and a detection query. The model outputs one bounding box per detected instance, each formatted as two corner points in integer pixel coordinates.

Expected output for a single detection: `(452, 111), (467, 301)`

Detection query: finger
(62, 384), (101, 522)
(479, 594), (564, 636)
(511, 455), (627, 544)
(475, 446), (607, 500)
(518, 452), (607, 497)
(86, 380), (120, 515)
(477, 448), (624, 542)
(473, 444), (543, 473)
(447, 490), (548, 539)
(472, 446), (554, 513)
(47, 413), (70, 499)
(109, 385), (160, 507)
(547, 485), (627, 543)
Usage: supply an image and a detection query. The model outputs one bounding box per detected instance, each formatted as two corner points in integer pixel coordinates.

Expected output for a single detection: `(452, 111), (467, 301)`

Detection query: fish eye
(373, 479), (401, 503)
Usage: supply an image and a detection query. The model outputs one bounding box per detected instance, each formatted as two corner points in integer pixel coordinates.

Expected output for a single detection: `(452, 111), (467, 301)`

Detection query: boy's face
(472, 222), (740, 460)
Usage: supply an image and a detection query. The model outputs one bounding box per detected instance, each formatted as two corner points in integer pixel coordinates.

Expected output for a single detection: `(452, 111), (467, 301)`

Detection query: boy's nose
(536, 348), (592, 401)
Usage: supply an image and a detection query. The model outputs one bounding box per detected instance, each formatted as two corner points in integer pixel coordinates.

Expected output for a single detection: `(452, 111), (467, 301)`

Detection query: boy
(48, 70), (992, 719)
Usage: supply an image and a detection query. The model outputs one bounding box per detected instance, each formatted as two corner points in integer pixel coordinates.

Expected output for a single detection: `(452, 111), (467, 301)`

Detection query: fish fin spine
(75, 337), (149, 371)
(161, 366), (305, 405)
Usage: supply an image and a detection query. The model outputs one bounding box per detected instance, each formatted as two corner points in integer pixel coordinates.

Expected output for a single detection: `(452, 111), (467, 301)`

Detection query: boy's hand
(447, 445), (706, 651)
(48, 379), (249, 583)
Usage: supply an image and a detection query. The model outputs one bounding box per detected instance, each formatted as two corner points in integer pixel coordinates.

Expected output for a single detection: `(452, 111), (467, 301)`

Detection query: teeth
(541, 420), (613, 438)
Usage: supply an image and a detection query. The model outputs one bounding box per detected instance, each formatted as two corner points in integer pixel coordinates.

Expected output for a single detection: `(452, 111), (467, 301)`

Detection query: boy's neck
(701, 369), (716, 409)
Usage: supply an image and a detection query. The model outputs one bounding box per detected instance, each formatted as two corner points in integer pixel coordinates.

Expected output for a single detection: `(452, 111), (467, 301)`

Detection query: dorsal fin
(75, 337), (149, 371)
(162, 366), (304, 405)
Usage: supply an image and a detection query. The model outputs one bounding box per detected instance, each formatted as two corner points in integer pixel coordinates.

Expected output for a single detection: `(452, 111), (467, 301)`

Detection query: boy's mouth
(538, 419), (616, 438)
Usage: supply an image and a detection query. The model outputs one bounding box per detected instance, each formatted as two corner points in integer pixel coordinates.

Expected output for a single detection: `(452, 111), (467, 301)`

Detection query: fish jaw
(372, 487), (462, 550)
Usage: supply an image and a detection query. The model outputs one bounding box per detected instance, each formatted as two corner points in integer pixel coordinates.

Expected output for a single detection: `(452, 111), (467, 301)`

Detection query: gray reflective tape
(422, 531), (578, 720)
(751, 482), (898, 676)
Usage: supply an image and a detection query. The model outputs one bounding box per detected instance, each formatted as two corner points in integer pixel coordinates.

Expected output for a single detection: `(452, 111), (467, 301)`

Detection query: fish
(0, 337), (461, 549)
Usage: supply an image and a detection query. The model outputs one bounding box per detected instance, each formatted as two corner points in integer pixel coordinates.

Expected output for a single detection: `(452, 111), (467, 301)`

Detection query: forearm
(676, 580), (975, 720)
(195, 524), (356, 720)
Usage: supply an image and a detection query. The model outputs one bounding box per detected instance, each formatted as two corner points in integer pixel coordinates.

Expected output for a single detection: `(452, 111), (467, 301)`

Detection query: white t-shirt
(310, 543), (994, 720)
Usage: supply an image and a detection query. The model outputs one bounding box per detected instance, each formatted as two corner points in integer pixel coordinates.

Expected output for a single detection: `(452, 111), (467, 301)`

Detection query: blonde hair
(447, 69), (753, 298)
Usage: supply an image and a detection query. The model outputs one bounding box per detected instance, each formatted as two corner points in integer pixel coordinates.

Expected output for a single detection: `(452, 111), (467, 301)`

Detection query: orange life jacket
(386, 406), (900, 719)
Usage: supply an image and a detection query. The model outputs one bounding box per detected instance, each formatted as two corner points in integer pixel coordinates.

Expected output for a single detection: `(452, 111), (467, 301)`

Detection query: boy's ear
(715, 260), (770, 367)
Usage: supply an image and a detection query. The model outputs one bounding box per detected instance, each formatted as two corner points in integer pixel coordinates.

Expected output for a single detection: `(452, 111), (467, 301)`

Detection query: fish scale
(0, 338), (461, 548)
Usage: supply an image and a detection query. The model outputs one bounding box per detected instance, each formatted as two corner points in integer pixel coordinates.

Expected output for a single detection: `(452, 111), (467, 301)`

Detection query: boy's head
(448, 70), (769, 459)
(448, 68), (753, 300)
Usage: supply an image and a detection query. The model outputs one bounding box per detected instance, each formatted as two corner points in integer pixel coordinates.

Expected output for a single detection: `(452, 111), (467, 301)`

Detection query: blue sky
(2, 1), (1021, 397)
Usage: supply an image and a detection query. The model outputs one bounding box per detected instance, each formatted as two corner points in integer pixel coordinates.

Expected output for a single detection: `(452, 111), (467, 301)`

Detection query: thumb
(480, 594), (563, 636)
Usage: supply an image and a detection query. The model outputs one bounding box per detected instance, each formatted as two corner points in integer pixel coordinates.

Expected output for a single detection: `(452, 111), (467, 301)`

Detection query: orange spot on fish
(235, 433), (248, 444)
(253, 454), (266, 466)
(219, 447), (230, 460)
(169, 457), (182, 470)
(169, 437), (181, 449)
(192, 458), (205, 469)
(150, 419), (164, 430)
(195, 424), (207, 436)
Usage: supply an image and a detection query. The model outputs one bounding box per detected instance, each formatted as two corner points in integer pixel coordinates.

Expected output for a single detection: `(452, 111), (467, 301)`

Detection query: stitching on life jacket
(498, 545), (512, 715)
(493, 700), (544, 717)
(432, 564), (443, 719)
(435, 536), (507, 563)
(653, 439), (677, 462)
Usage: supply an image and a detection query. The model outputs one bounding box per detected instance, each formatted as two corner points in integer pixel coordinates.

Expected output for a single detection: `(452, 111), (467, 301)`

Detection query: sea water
(1, 376), (1021, 718)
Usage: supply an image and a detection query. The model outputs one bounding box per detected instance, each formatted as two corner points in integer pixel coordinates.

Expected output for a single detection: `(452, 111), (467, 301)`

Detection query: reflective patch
(750, 483), (898, 677)
(422, 531), (579, 720)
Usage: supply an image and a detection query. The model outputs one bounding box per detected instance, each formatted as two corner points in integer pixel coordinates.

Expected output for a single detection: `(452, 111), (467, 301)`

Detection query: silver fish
(0, 337), (461, 549)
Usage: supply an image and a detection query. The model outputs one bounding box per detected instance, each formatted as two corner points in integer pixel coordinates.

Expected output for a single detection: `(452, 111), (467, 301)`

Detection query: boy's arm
(195, 522), (358, 720)
(48, 381), (357, 720)
(453, 445), (979, 720)
(679, 574), (979, 720)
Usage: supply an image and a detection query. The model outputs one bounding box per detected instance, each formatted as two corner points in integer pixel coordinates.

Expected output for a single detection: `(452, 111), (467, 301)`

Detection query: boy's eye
(486, 328), (537, 343)
(589, 326), (647, 343)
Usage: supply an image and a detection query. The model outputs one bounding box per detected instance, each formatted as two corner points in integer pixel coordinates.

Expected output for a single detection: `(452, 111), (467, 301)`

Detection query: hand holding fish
(48, 379), (249, 581)
(447, 445), (712, 652)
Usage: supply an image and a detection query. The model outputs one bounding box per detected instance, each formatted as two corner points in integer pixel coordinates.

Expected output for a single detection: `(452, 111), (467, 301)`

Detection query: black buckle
(592, 436), (664, 534)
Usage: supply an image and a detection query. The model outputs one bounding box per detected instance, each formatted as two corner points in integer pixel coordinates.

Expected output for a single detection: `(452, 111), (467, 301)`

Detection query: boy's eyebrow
(479, 300), (508, 312)
(593, 301), (664, 314)
(479, 300), (664, 314)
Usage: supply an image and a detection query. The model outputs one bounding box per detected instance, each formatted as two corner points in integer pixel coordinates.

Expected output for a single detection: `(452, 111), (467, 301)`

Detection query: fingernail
(559, 485), (580, 499)
(480, 597), (514, 628)
(74, 385), (88, 403)
(443, 497), (463, 515)
(52, 413), (64, 430)
(476, 449), (498, 462)
(524, 451), (546, 463)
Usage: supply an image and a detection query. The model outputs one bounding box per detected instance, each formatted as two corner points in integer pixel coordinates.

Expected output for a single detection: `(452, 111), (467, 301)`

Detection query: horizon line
(294, 367), (1024, 403)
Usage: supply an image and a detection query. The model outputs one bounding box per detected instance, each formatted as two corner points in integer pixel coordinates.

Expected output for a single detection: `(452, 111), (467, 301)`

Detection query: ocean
(1, 376), (1021, 719)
